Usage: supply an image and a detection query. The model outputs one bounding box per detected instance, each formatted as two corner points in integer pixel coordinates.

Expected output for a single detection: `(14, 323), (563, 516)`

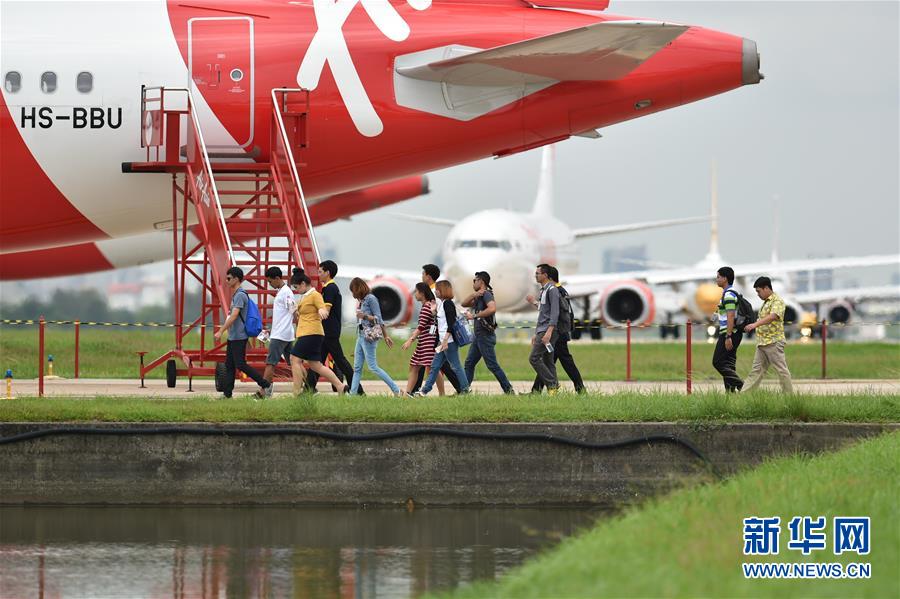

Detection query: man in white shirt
(263, 266), (297, 397)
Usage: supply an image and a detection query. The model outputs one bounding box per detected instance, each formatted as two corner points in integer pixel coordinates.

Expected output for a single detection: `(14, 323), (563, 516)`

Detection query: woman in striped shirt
(402, 283), (437, 395)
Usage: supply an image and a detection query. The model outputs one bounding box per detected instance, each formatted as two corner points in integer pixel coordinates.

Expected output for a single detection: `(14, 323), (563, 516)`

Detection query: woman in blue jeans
(348, 278), (401, 396)
(415, 280), (470, 396)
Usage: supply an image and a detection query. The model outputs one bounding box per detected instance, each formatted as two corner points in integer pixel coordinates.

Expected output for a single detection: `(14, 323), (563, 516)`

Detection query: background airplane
(360, 147), (898, 335)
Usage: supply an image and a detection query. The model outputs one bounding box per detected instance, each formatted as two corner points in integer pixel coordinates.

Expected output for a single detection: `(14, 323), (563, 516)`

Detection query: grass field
(1, 326), (898, 382)
(433, 431), (900, 598)
(1, 392), (898, 423)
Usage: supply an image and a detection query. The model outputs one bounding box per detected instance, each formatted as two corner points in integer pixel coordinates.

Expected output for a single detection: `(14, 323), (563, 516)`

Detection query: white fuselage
(441, 209), (577, 311)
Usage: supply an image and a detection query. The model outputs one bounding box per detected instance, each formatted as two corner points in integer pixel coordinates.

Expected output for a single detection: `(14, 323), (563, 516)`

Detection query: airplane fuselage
(1, 0), (758, 276)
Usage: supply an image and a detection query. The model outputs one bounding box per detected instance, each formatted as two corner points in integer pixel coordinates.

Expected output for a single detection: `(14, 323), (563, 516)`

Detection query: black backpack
(556, 287), (575, 338)
(733, 291), (756, 331)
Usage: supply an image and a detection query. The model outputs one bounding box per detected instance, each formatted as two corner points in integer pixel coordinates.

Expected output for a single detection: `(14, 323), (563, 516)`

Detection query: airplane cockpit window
(480, 240), (512, 251)
(41, 71), (57, 93)
(4, 71), (21, 93)
(76, 71), (93, 93)
(453, 240), (477, 249)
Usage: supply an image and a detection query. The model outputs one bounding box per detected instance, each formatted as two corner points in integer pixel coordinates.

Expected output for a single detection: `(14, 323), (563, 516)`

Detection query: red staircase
(129, 87), (319, 388)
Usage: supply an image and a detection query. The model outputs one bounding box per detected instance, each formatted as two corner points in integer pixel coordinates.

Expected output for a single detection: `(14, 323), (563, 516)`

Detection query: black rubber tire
(214, 362), (228, 393)
(166, 359), (177, 388)
(590, 324), (602, 340)
(571, 325), (582, 341)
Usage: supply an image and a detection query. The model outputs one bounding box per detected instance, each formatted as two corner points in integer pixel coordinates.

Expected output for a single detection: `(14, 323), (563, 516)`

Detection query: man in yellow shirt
(742, 276), (793, 393)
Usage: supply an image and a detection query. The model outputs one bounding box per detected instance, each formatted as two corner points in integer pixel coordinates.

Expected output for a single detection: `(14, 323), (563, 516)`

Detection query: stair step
(211, 163), (271, 173)
(225, 218), (288, 224)
(215, 175), (274, 182)
(219, 204), (284, 210)
(217, 189), (277, 195)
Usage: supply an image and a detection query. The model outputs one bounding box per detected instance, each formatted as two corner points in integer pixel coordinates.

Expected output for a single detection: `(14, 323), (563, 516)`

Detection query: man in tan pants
(743, 276), (793, 393)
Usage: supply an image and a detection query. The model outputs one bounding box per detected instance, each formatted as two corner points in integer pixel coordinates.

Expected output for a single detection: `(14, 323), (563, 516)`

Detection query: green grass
(1, 326), (898, 381)
(433, 431), (900, 598)
(1, 392), (898, 423)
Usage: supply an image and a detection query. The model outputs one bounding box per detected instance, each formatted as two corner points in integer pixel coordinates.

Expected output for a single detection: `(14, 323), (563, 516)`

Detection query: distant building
(603, 245), (648, 273)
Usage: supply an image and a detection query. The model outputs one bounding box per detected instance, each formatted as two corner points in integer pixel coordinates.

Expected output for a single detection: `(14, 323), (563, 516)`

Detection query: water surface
(0, 506), (605, 598)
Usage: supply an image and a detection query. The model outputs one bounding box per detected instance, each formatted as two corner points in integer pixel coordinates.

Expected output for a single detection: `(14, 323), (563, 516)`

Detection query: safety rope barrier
(2, 319), (899, 329)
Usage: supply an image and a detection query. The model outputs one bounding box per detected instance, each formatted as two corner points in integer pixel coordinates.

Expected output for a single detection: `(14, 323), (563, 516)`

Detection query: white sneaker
(412, 391), (426, 397)
(265, 383), (274, 398)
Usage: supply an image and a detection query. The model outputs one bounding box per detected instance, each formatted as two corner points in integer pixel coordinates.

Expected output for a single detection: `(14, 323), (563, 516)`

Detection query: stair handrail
(141, 85), (236, 266)
(270, 87), (320, 260)
(185, 89), (236, 266)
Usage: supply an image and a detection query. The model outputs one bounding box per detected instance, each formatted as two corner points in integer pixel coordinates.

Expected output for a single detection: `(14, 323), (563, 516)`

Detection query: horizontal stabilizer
(395, 20), (688, 86)
(573, 214), (710, 239)
(390, 213), (458, 227)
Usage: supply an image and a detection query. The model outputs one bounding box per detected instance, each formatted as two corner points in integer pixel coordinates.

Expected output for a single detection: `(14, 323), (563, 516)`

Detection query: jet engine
(600, 280), (656, 326)
(824, 300), (853, 325)
(368, 277), (415, 326)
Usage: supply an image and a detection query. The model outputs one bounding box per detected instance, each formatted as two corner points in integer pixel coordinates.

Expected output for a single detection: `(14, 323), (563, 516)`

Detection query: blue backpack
(237, 290), (263, 337)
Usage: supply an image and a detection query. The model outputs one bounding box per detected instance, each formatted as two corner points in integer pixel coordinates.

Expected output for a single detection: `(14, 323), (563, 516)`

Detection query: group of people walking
(211, 259), (793, 398)
(212, 260), (584, 398)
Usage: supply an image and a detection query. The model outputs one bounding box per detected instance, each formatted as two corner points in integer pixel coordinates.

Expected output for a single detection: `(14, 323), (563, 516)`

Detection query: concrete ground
(7, 377), (900, 397)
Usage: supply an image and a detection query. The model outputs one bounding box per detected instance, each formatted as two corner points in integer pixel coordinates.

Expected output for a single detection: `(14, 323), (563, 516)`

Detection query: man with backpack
(462, 271), (514, 394)
(530, 266), (585, 394)
(213, 266), (271, 399)
(525, 263), (561, 394)
(712, 266), (748, 392)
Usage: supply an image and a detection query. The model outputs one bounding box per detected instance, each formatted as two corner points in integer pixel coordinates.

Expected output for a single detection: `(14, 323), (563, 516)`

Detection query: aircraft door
(188, 17), (254, 150)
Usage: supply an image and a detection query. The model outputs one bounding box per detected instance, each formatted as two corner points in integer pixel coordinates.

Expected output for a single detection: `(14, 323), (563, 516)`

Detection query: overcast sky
(321, 0), (899, 282)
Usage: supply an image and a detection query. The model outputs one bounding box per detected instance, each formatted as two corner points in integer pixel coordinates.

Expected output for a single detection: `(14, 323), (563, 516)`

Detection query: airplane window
(458, 240), (477, 248)
(76, 71), (93, 93)
(480, 240), (512, 251)
(4, 71), (21, 93)
(41, 71), (57, 93)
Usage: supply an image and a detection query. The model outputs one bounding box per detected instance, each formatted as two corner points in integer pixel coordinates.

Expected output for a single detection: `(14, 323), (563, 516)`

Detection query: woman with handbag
(402, 283), (438, 395)
(414, 280), (470, 397)
(289, 268), (348, 395)
(349, 277), (401, 396)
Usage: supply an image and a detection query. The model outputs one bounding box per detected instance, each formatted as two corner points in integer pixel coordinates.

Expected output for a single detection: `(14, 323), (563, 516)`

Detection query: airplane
(0, 0), (765, 281)
(384, 144), (711, 313)
(560, 164), (900, 337)
(375, 149), (899, 337)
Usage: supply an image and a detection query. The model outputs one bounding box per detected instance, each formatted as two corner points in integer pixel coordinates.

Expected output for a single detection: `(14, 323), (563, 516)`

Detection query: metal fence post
(74, 320), (80, 379)
(38, 316), (45, 397)
(821, 319), (828, 379)
(686, 319), (692, 395)
(625, 319), (632, 382)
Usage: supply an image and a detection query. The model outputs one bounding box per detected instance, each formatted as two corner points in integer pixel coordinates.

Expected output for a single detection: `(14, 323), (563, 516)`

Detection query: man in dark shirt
(306, 260), (363, 394)
(462, 271), (514, 394)
(531, 266), (585, 394)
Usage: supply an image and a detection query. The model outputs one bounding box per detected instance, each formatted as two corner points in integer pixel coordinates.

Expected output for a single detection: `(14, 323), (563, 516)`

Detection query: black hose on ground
(0, 426), (721, 478)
